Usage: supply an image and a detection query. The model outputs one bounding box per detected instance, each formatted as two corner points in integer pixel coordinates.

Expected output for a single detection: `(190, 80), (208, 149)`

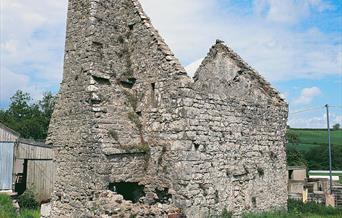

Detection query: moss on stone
(135, 143), (150, 153)
(124, 91), (138, 111)
(108, 129), (119, 141)
(128, 111), (142, 130)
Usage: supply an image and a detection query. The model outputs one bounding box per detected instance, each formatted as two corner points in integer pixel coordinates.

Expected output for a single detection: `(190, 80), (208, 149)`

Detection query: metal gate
(0, 142), (14, 190)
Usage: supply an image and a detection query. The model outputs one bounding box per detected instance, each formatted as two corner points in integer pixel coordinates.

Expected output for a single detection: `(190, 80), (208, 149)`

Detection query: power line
(330, 105), (342, 109)
(289, 105), (342, 115)
(289, 106), (324, 115)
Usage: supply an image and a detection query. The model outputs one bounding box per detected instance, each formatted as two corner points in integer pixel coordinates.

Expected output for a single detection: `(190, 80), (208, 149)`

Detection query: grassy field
(0, 194), (40, 218)
(287, 143), (321, 152)
(292, 129), (342, 146)
(242, 199), (342, 218)
(287, 128), (342, 175)
(287, 129), (342, 153)
(206, 199), (342, 218)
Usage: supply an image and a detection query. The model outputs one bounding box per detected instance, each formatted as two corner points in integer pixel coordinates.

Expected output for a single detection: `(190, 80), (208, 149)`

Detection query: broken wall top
(193, 40), (286, 105)
(84, 0), (188, 83)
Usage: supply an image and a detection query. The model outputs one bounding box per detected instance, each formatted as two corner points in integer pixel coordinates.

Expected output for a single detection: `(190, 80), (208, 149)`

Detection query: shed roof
(288, 166), (307, 170)
(18, 138), (52, 149)
(0, 122), (20, 140)
(0, 123), (20, 136)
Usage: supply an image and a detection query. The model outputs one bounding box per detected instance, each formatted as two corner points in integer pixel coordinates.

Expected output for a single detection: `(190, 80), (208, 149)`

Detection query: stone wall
(42, 190), (182, 218)
(145, 86), (287, 216)
(47, 0), (105, 215)
(48, 0), (288, 217)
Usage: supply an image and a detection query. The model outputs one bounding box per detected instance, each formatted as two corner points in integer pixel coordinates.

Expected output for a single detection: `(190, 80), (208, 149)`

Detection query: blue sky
(1, 0), (341, 128)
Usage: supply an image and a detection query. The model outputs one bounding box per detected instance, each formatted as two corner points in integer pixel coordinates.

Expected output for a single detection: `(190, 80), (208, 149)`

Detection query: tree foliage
(286, 147), (307, 167)
(18, 188), (39, 210)
(0, 90), (56, 140)
(285, 128), (342, 170)
(333, 123), (340, 131)
(285, 129), (300, 144)
(285, 128), (307, 166)
(305, 144), (342, 170)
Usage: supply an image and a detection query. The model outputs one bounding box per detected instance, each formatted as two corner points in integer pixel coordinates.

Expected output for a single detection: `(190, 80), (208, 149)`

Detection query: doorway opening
(15, 159), (28, 195)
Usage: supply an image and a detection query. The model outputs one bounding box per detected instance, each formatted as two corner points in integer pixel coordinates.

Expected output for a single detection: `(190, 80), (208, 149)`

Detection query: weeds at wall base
(0, 194), (40, 218)
(242, 199), (342, 218)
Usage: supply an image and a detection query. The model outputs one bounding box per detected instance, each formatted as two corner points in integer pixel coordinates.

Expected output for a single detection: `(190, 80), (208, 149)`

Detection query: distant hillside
(287, 129), (342, 170)
(292, 129), (342, 146)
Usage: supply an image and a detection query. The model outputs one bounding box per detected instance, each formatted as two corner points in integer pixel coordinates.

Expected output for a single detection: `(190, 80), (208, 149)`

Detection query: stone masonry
(47, 0), (288, 217)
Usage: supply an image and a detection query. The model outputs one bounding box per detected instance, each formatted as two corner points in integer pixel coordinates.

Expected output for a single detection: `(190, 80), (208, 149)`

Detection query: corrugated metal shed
(0, 123), (17, 191)
(0, 142), (14, 190)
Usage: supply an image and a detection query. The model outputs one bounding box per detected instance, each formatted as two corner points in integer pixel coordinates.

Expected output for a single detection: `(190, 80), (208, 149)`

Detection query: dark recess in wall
(108, 182), (145, 203)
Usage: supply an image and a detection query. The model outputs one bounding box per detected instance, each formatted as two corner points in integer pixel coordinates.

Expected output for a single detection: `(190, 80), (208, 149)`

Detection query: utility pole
(325, 104), (333, 194)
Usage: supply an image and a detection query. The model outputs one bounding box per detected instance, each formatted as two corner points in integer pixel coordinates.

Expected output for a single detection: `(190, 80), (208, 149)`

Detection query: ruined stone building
(47, 0), (288, 217)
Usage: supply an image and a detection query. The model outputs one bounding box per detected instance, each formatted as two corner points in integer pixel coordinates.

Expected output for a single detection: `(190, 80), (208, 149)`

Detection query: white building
(309, 170), (342, 181)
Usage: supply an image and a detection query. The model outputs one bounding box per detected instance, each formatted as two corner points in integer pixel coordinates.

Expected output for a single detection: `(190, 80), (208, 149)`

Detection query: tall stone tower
(48, 0), (188, 216)
(48, 0), (288, 217)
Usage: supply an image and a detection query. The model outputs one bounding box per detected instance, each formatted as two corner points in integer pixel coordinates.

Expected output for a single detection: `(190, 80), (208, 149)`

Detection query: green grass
(244, 213), (342, 218)
(0, 194), (17, 218)
(291, 129), (342, 146)
(18, 209), (40, 218)
(242, 199), (342, 218)
(287, 143), (321, 152)
(0, 194), (40, 218)
(287, 129), (342, 170)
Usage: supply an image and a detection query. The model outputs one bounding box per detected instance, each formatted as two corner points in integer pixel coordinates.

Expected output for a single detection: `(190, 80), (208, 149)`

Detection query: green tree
(0, 91), (34, 137)
(286, 147), (307, 167)
(333, 123), (340, 131)
(285, 129), (300, 144)
(305, 144), (342, 170)
(38, 92), (56, 138)
(0, 90), (56, 140)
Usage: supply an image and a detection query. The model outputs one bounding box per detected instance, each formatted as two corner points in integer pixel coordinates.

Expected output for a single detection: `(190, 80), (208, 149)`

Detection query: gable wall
(193, 43), (283, 104)
(145, 84), (288, 216)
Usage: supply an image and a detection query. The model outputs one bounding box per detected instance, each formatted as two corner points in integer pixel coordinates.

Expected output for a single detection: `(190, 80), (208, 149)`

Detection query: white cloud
(185, 58), (203, 78)
(0, 0), (67, 108)
(279, 92), (289, 102)
(293, 87), (322, 105)
(289, 112), (342, 128)
(140, 0), (219, 64)
(254, 0), (332, 24)
(0, 67), (43, 105)
(1, 40), (17, 54)
(333, 115), (342, 126)
(1, 0), (341, 110)
(288, 114), (325, 128)
(140, 0), (341, 81)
